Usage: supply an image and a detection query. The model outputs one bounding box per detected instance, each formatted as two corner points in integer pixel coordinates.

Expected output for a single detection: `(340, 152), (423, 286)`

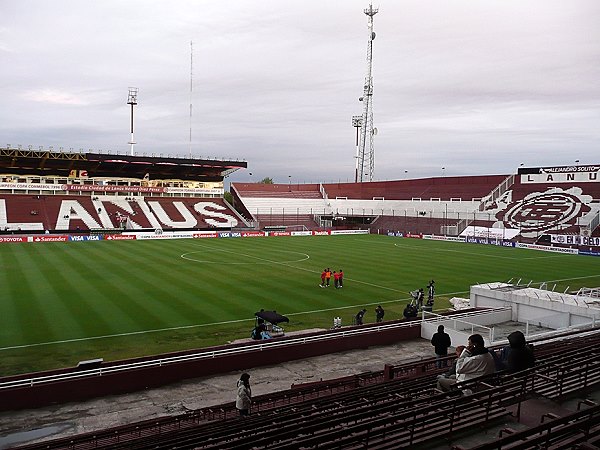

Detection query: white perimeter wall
(471, 283), (600, 329)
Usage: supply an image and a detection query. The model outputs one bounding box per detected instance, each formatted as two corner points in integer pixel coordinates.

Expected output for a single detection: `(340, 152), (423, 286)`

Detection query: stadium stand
(232, 166), (600, 240)
(0, 194), (243, 231)
(0, 147), (248, 233)
(480, 174), (600, 241)
(322, 176), (507, 201)
(14, 328), (600, 450)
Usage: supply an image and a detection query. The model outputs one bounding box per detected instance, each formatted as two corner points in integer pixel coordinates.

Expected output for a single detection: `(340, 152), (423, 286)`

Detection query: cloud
(1, 0), (599, 184)
(22, 89), (89, 106)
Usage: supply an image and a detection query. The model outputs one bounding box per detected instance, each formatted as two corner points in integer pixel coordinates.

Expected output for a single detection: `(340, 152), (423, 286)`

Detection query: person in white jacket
(437, 334), (495, 392)
(236, 373), (252, 416)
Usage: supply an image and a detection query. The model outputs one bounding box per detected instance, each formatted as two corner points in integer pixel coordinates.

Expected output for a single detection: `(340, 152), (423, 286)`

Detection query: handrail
(0, 321), (418, 391)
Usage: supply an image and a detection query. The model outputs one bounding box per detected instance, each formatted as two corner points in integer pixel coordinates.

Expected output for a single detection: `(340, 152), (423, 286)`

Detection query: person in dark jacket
(504, 330), (535, 373)
(431, 325), (452, 368)
(375, 305), (385, 322)
(355, 309), (367, 325)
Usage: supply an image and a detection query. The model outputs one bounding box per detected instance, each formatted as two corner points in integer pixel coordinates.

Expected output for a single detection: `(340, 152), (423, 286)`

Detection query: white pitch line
(183, 241), (408, 294)
(393, 243), (564, 260)
(0, 289), (473, 352)
(545, 274), (600, 284)
(6, 238), (596, 352)
(0, 317), (256, 352)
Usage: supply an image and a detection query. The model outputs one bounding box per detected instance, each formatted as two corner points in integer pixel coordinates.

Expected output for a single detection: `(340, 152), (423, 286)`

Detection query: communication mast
(127, 87), (138, 156)
(354, 3), (378, 183)
(189, 40), (193, 158)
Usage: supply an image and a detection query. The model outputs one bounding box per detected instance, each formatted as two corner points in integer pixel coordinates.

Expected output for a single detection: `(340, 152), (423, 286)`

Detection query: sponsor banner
(516, 243), (578, 254)
(423, 235), (465, 242)
(171, 233), (195, 240)
(32, 235), (69, 242)
(0, 182), (64, 191)
(579, 250), (600, 257)
(387, 232), (403, 237)
(291, 231), (312, 236)
(0, 236), (27, 243)
(69, 235), (103, 242)
(312, 230), (331, 236)
(330, 229), (369, 235)
(124, 232), (195, 240)
(0, 183), (224, 195)
(241, 231), (266, 237)
(217, 231), (241, 238)
(193, 232), (218, 239)
(404, 233), (423, 239)
(131, 233), (173, 240)
(65, 184), (166, 193)
(540, 165), (600, 174)
(163, 187), (224, 195)
(465, 236), (515, 247)
(270, 231), (291, 237)
(105, 234), (136, 240)
(551, 235), (600, 247)
(460, 226), (520, 240)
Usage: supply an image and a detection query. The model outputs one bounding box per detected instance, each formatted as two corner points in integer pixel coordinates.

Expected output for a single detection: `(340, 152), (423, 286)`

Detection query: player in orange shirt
(325, 268), (332, 287)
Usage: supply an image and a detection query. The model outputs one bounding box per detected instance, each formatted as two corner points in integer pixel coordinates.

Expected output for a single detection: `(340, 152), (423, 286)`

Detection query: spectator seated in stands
(437, 334), (496, 393)
(497, 330), (535, 373)
(437, 345), (466, 381)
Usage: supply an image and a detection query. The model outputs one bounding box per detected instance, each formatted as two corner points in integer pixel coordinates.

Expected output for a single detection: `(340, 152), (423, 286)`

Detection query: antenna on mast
(189, 40), (193, 158)
(354, 3), (378, 183)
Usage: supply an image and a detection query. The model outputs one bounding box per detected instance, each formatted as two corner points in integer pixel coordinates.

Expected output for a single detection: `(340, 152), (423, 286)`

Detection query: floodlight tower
(355, 3), (378, 183)
(127, 87), (138, 156)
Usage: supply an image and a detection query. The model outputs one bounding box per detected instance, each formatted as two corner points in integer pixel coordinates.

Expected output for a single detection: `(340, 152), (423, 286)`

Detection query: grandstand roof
(0, 147), (247, 181)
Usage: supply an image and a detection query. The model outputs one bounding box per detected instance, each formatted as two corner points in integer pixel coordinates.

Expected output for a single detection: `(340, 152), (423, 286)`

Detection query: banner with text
(460, 226), (520, 240)
(551, 235), (600, 247)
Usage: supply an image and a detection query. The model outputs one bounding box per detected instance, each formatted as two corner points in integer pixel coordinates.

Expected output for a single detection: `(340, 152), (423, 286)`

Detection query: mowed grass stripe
(64, 242), (166, 332)
(3, 245), (55, 344)
(69, 241), (188, 332)
(2, 234), (600, 376)
(392, 238), (600, 290)
(153, 240), (264, 323)
(97, 241), (213, 326)
(0, 245), (31, 344)
(22, 244), (111, 342)
(57, 242), (154, 336)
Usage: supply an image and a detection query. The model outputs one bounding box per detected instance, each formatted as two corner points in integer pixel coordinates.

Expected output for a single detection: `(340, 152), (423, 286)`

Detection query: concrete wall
(471, 284), (600, 330)
(421, 309), (512, 347)
(0, 321), (421, 412)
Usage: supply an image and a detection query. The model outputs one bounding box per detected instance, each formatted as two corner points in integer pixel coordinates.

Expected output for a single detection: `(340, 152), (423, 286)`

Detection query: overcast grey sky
(1, 0), (598, 184)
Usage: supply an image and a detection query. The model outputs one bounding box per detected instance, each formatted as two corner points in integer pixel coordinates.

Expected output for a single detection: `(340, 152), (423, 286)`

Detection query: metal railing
(0, 321), (418, 391)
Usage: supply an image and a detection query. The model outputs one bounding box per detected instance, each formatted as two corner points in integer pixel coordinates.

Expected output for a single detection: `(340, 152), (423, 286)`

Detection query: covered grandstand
(0, 147), (248, 233)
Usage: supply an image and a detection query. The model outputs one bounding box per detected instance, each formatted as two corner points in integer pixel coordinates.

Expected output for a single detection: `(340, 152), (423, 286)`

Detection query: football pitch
(1, 234), (599, 376)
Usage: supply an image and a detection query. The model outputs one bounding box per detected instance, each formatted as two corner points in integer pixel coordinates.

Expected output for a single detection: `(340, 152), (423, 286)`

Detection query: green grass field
(1, 234), (599, 376)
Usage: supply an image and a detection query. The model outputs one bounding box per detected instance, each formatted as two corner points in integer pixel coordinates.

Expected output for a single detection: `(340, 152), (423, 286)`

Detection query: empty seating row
(0, 194), (243, 231)
(453, 402), (600, 450)
(19, 329), (600, 450)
